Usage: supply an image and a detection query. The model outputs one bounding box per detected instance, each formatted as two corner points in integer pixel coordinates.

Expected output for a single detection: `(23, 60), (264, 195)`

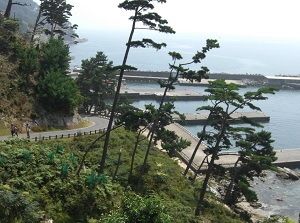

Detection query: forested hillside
(0, 1), (81, 133)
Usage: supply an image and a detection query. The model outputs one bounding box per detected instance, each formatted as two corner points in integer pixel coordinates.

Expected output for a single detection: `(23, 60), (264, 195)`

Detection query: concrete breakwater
(117, 88), (205, 101)
(172, 111), (270, 125)
(70, 69), (300, 89)
(123, 71), (300, 89)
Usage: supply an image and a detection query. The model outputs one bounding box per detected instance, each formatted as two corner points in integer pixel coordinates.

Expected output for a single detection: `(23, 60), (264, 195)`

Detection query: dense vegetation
(0, 130), (250, 223)
(0, 130), (295, 223)
(0, 6), (82, 131)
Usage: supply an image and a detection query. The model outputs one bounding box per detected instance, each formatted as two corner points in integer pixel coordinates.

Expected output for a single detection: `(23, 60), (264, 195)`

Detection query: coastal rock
(235, 201), (268, 223)
(276, 167), (300, 180)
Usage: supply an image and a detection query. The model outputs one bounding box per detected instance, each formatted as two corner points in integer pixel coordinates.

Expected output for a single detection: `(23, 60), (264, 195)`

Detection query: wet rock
(250, 202), (262, 208)
(276, 167), (300, 180)
(276, 172), (290, 179)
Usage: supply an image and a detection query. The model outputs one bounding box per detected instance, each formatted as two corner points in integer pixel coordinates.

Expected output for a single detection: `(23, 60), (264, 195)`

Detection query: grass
(0, 127), (291, 223)
(0, 128), (249, 223)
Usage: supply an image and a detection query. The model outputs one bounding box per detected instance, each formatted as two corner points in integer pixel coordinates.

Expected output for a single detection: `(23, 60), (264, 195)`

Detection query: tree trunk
(98, 9), (138, 174)
(192, 154), (209, 182)
(184, 137), (203, 176)
(136, 69), (179, 191)
(31, 5), (42, 42)
(195, 109), (228, 215)
(128, 128), (144, 182)
(195, 152), (217, 216)
(136, 83), (169, 191)
(184, 104), (219, 176)
(4, 0), (13, 18)
(76, 124), (123, 176)
(112, 150), (122, 181)
(224, 157), (241, 204)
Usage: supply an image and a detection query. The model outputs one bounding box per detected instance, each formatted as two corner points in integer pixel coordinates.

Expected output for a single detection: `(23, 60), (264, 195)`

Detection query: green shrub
(100, 194), (172, 223)
(61, 162), (69, 180)
(56, 143), (64, 154)
(22, 150), (32, 163)
(48, 151), (55, 164)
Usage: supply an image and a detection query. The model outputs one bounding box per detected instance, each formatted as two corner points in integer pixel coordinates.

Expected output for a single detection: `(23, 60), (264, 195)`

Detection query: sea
(69, 28), (300, 221)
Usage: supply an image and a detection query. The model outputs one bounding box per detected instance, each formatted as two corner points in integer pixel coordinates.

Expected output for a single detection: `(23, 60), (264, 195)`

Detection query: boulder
(276, 167), (300, 180)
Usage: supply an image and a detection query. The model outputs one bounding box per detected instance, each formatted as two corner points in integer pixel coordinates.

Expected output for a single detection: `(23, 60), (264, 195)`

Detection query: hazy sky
(63, 0), (300, 40)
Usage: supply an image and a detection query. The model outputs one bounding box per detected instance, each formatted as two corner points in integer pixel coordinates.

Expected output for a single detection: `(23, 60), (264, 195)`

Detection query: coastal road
(0, 116), (110, 141)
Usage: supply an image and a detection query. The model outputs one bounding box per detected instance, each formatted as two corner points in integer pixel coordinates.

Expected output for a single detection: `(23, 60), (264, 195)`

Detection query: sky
(61, 0), (300, 40)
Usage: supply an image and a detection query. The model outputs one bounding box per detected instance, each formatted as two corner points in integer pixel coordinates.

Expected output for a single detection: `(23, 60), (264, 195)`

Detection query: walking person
(26, 123), (30, 139)
(11, 124), (14, 137)
(13, 125), (18, 137)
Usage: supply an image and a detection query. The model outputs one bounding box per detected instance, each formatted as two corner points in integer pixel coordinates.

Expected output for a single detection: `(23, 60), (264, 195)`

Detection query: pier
(166, 123), (300, 172)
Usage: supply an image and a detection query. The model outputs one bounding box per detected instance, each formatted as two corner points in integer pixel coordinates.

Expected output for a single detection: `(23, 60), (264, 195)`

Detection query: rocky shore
(250, 169), (300, 222)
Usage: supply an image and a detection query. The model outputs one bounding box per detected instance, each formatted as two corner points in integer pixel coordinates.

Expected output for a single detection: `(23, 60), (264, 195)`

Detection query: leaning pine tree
(194, 79), (278, 216)
(98, 0), (175, 174)
(137, 39), (219, 190)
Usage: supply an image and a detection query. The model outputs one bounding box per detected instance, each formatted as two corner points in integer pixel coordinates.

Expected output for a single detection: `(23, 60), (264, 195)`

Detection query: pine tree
(99, 0), (175, 174)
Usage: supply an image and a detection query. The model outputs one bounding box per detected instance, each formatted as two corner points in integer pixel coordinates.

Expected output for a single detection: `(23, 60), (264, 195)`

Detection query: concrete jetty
(122, 71), (300, 89)
(166, 123), (300, 172)
(122, 72), (245, 86)
(172, 111), (270, 125)
(119, 85), (205, 101)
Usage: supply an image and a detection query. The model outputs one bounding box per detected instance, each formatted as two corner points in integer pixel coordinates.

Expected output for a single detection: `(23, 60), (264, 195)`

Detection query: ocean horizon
(70, 28), (300, 76)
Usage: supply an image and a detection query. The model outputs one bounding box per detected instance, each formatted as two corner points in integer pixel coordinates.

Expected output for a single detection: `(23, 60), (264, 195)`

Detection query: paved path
(165, 123), (207, 170)
(166, 123), (300, 171)
(0, 116), (109, 141)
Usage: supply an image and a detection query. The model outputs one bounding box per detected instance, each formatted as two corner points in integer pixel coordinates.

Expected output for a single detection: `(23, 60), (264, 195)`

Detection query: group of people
(10, 124), (18, 137)
(10, 123), (31, 138)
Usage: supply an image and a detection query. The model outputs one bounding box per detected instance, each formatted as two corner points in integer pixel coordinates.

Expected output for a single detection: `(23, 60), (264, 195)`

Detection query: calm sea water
(70, 29), (300, 150)
(70, 29), (300, 76)
(69, 29), (300, 220)
(127, 82), (299, 150)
